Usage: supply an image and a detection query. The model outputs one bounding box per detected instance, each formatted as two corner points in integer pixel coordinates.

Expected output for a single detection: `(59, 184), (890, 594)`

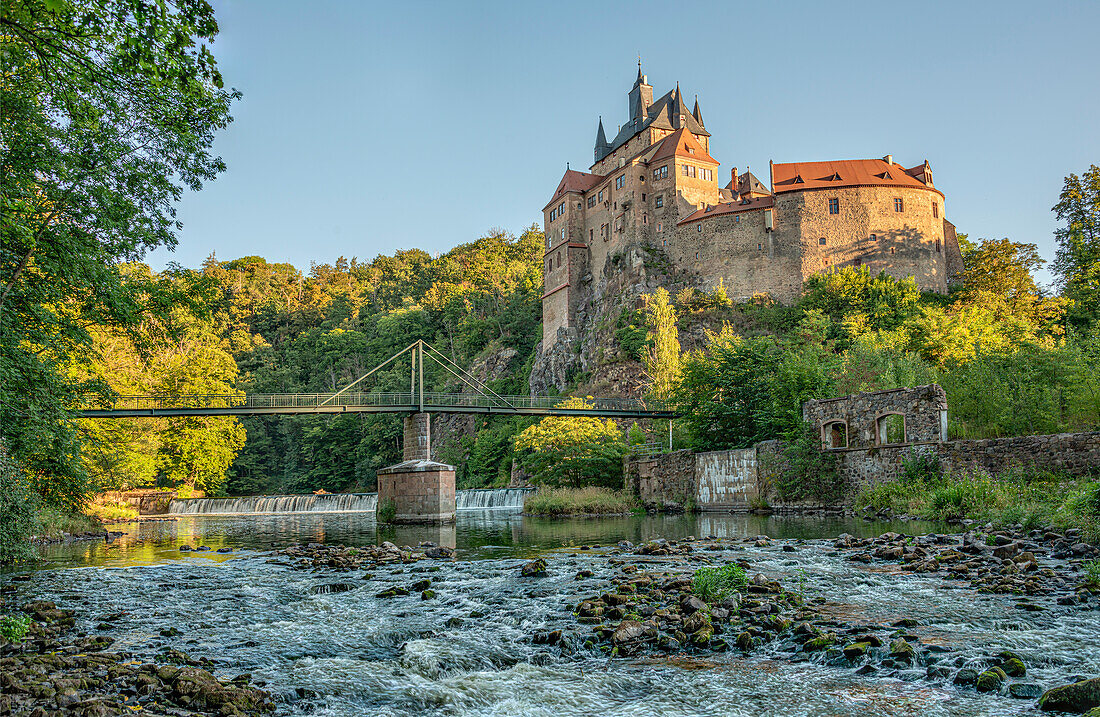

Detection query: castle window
(653, 165), (668, 180)
(598, 190), (604, 202)
(823, 258), (830, 266)
(590, 229), (593, 241)
(936, 239), (941, 252)
(616, 175), (625, 189)
(642, 193), (646, 201)
(655, 195), (663, 208)
(870, 233), (877, 241)
(560, 228), (565, 241)
(823, 420), (848, 449)
(643, 213), (647, 224)
(657, 222), (663, 232)
(682, 164), (696, 178)
(663, 240), (667, 246)
(828, 198), (839, 214)
(894, 197), (904, 212)
(890, 247), (896, 255)
(559, 202), (565, 214)
(588, 196), (597, 208)
(819, 237), (827, 245)
(556, 251), (561, 267)
(932, 202), (939, 218)
(697, 224), (702, 232)
(876, 413), (906, 445)
(735, 216), (741, 224)
(758, 243), (763, 251)
(695, 252), (699, 259)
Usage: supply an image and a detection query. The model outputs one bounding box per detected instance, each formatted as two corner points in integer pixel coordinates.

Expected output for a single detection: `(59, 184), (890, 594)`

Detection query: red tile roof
(679, 195), (774, 225)
(771, 158), (942, 197)
(649, 128), (719, 165)
(544, 169), (605, 210)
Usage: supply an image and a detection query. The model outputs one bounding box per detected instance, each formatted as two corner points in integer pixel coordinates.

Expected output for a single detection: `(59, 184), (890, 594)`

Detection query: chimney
(883, 154), (893, 165)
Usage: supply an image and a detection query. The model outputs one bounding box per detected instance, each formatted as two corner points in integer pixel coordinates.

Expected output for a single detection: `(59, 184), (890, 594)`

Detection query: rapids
(6, 511), (1098, 716)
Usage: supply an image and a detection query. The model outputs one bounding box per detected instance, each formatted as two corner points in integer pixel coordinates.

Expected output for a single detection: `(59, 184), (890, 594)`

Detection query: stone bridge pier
(376, 412), (456, 524)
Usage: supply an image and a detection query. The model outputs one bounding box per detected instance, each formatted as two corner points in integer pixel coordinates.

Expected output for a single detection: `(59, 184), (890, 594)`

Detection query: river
(6, 510), (1099, 716)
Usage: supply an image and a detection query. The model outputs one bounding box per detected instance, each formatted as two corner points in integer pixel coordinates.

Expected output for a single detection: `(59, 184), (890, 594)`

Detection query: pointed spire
(692, 94), (704, 126)
(636, 57), (643, 84)
(594, 116), (610, 162)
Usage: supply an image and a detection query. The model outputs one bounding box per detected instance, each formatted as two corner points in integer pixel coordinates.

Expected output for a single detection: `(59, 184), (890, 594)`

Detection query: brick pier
(376, 413), (456, 524)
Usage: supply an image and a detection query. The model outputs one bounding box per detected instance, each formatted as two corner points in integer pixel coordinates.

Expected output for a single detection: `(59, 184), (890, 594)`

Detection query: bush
(767, 424), (848, 504)
(524, 487), (639, 516)
(376, 498), (396, 524)
(0, 443), (39, 565)
(692, 564), (747, 601)
(0, 614), (31, 643)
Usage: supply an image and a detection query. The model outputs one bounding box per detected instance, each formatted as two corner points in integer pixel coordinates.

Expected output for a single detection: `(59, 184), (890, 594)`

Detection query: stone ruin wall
(624, 384), (1098, 511)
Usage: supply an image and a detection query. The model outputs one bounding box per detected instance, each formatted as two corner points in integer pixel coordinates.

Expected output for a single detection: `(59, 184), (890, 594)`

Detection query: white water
(168, 488), (530, 515)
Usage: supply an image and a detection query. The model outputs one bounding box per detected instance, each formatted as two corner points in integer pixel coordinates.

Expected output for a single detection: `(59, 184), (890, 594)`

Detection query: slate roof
(598, 85), (710, 163)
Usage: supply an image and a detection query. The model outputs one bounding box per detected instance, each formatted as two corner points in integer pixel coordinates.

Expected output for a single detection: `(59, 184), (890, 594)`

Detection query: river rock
(679, 596), (707, 615)
(424, 546), (454, 559)
(1009, 683), (1043, 699)
(976, 667), (1006, 692)
(612, 620), (649, 645)
(953, 668), (979, 686)
(1039, 678), (1100, 712)
(520, 559), (548, 577)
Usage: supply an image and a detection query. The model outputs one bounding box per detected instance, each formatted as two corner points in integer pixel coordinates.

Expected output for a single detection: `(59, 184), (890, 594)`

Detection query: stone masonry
(624, 384), (1098, 510)
(375, 412), (456, 524)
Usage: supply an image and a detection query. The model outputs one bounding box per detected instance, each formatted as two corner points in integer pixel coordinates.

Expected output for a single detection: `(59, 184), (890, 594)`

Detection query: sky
(149, 0), (1100, 288)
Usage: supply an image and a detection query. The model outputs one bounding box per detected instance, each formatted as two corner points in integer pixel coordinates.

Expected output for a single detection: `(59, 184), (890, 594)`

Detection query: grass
(524, 487), (640, 516)
(854, 459), (1099, 541)
(1084, 560), (1100, 590)
(692, 564), (748, 601)
(86, 496), (139, 521)
(34, 506), (103, 539)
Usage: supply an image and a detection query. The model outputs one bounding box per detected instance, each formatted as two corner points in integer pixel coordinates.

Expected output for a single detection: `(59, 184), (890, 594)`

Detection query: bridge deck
(77, 392), (676, 419)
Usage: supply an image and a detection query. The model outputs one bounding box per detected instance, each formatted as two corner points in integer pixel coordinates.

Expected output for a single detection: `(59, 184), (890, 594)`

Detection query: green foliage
(615, 305), (648, 360)
(0, 441), (39, 564)
(857, 463), (1097, 538)
(674, 328), (834, 449)
(524, 487), (639, 516)
(799, 267), (922, 345)
(692, 564), (747, 601)
(513, 398), (628, 488)
(1, 0), (236, 513)
(1052, 165), (1100, 329)
(1083, 560), (1100, 590)
(769, 424), (847, 503)
(0, 614), (31, 643)
(376, 498), (396, 524)
(642, 287), (681, 399)
(627, 423), (647, 446)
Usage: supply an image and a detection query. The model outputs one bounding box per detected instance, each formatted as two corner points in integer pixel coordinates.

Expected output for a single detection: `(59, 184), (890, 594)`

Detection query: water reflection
(28, 511), (947, 571)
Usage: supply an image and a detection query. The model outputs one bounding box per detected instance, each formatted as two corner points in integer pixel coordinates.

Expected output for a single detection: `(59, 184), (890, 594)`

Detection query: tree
(1052, 165), (1100, 328)
(958, 238), (1045, 301)
(0, 0), (237, 511)
(642, 287), (681, 400)
(513, 398), (627, 488)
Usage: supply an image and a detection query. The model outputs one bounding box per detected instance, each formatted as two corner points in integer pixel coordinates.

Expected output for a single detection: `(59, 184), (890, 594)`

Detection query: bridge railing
(83, 392), (670, 413)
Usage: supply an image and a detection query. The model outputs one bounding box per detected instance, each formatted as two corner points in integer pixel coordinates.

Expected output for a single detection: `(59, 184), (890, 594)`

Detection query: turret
(628, 61), (653, 121)
(692, 95), (704, 127)
(594, 117), (611, 163)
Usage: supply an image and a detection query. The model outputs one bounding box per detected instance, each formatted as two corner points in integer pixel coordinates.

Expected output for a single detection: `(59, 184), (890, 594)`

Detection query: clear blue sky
(150, 0), (1100, 287)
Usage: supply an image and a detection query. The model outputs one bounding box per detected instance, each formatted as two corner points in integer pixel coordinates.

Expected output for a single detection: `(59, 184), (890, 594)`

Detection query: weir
(168, 487), (530, 515)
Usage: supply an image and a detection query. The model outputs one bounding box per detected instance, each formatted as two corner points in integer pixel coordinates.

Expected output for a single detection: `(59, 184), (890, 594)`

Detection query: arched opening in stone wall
(822, 420), (848, 449)
(876, 413), (906, 445)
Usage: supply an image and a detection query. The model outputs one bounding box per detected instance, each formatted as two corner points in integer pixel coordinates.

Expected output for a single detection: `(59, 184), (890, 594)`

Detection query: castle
(541, 66), (963, 348)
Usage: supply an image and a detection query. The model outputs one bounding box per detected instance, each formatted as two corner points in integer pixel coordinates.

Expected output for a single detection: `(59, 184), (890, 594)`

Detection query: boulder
(976, 667), (1006, 692)
(679, 596), (707, 615)
(1039, 678), (1100, 713)
(520, 559), (548, 577)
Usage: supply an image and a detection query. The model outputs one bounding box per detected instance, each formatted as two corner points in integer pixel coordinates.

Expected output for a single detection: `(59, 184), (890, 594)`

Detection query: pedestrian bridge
(77, 391), (673, 419)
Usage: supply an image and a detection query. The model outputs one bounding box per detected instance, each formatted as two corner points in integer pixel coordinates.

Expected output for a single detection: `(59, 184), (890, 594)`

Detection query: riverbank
(0, 600), (273, 715)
